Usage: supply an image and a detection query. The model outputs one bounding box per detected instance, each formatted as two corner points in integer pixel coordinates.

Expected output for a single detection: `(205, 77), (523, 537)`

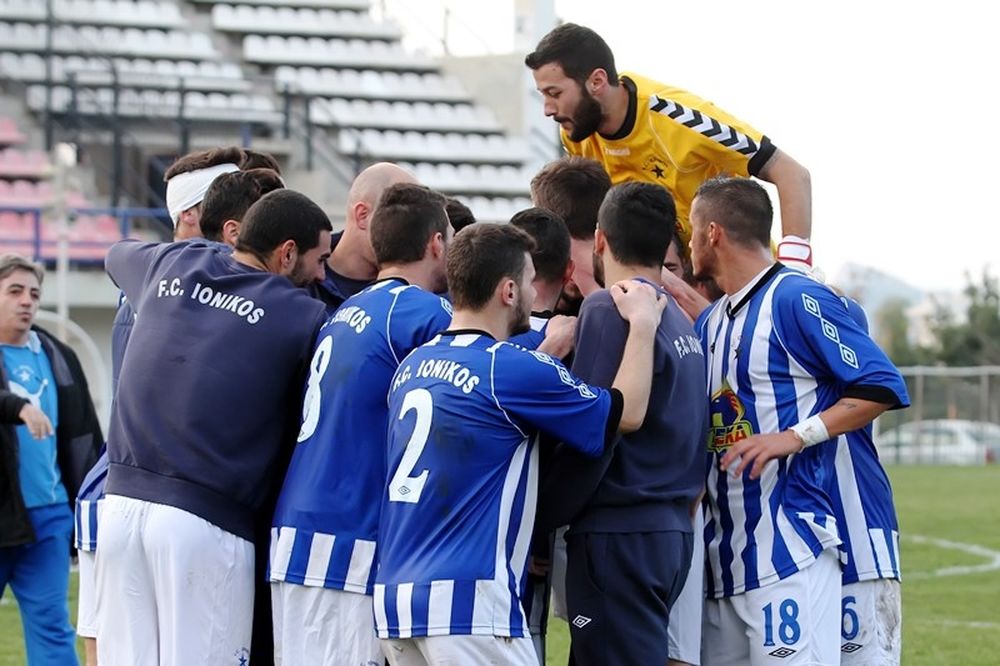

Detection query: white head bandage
(166, 162), (240, 226)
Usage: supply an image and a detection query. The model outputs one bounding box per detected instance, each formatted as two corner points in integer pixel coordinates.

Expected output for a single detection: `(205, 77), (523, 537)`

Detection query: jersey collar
(600, 76), (638, 141)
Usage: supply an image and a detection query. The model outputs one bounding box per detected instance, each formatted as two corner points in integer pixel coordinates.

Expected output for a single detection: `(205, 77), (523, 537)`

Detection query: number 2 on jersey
(388, 388), (433, 504)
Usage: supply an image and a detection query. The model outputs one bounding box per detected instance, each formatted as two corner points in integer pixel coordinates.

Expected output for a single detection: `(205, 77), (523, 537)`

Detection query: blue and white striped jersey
(374, 332), (614, 639)
(269, 278), (452, 595)
(696, 265), (908, 598)
(74, 448), (107, 552)
(508, 314), (549, 350)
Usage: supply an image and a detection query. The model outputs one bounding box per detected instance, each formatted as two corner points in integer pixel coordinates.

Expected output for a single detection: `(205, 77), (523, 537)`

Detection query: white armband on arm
(789, 414), (830, 448)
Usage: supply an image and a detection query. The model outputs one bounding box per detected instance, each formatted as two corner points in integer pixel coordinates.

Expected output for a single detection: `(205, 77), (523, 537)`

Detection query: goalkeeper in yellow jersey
(526, 23), (814, 272)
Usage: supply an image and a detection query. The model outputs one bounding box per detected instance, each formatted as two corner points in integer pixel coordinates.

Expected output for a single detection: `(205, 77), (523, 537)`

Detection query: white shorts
(381, 634), (538, 666)
(271, 581), (381, 665)
(702, 548), (841, 666)
(550, 525), (569, 621)
(94, 495), (255, 666)
(840, 579), (901, 665)
(77, 549), (98, 638)
(668, 509), (705, 665)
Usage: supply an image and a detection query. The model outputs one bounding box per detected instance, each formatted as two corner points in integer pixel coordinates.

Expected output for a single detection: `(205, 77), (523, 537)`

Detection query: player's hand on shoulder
(719, 431), (802, 480)
(538, 315), (576, 360)
(610, 279), (666, 331)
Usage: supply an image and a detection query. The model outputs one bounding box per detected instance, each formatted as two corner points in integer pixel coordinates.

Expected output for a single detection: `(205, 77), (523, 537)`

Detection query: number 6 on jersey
(388, 388), (433, 503)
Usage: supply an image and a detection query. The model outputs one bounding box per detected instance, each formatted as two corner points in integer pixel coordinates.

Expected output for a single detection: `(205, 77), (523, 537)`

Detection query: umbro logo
(841, 642), (864, 653)
(571, 615), (592, 628)
(768, 647), (797, 658)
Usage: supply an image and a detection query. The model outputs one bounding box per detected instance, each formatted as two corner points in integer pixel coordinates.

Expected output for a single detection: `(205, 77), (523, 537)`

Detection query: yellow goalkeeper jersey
(562, 72), (775, 248)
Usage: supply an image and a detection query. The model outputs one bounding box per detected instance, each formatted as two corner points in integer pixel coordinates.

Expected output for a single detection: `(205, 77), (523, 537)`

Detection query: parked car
(876, 419), (1000, 465)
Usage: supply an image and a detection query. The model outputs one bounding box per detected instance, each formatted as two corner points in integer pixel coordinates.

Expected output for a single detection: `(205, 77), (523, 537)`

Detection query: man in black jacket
(0, 253), (103, 665)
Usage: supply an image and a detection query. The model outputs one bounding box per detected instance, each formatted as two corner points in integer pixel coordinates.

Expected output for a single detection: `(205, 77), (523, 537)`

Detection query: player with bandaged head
(95, 190), (331, 666)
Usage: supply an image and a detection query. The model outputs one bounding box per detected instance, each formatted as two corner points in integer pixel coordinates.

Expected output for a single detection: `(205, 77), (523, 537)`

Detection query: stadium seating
(0, 116), (25, 145)
(0, 54), (250, 92)
(0, 23), (218, 60)
(190, 0), (370, 9)
(274, 67), (466, 102)
(313, 99), (501, 133)
(338, 129), (529, 165)
(0, 0), (184, 29)
(243, 35), (434, 70)
(1, 0), (536, 225)
(0, 148), (50, 179)
(0, 114), (126, 261)
(26, 85), (281, 124)
(212, 4), (399, 40)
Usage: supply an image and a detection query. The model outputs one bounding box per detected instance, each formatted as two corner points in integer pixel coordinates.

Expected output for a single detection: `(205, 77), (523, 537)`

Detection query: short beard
(289, 258), (313, 287)
(591, 251), (605, 289)
(509, 294), (532, 337)
(567, 88), (603, 142)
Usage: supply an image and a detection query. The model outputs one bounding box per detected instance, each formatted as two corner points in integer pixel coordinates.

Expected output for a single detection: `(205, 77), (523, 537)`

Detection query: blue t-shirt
(270, 278), (452, 595)
(374, 331), (618, 639)
(2, 331), (64, 508)
(104, 239), (327, 540)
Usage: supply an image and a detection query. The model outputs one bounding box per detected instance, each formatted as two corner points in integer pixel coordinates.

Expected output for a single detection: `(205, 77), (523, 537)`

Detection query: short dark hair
(444, 197), (477, 232)
(694, 176), (773, 248)
(370, 184), (449, 266)
(509, 207), (571, 284)
(199, 169), (286, 242)
(599, 182), (676, 268)
(530, 157), (611, 240)
(524, 23), (618, 85)
(240, 149), (281, 174)
(163, 146), (244, 181)
(236, 190), (332, 259)
(447, 223), (536, 311)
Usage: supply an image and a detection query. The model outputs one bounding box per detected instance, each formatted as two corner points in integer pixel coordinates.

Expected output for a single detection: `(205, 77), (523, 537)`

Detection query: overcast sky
(385, 0), (999, 291)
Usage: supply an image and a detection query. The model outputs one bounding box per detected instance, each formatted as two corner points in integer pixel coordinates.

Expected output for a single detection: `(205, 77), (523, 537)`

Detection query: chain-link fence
(875, 366), (1000, 465)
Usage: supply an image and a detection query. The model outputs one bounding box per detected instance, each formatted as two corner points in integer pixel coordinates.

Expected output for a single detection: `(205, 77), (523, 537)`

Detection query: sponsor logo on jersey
(841, 642), (864, 653)
(572, 615), (592, 628)
(768, 647), (797, 658)
(708, 382), (753, 452)
(603, 146), (630, 156)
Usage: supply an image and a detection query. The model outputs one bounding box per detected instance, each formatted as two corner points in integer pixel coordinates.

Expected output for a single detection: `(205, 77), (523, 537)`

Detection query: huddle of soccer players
(75, 22), (909, 666)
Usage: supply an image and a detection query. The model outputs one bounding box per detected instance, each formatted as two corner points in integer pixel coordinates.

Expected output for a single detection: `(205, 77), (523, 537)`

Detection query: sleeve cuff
(843, 384), (905, 410)
(748, 136), (776, 176)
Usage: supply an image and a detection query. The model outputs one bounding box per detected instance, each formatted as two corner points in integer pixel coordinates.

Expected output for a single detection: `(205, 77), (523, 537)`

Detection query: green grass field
(2, 466), (998, 665)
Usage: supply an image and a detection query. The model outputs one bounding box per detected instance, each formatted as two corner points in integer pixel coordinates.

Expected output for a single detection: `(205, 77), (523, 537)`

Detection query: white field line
(909, 618), (1000, 630)
(904, 534), (1000, 579)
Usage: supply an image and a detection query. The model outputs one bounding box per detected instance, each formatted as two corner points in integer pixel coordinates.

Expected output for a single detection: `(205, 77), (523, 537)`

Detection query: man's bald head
(347, 162), (417, 209)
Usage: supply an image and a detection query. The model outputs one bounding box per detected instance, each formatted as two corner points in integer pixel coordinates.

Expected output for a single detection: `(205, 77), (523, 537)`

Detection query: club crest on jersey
(233, 647), (249, 666)
(641, 154), (668, 180)
(708, 382), (753, 452)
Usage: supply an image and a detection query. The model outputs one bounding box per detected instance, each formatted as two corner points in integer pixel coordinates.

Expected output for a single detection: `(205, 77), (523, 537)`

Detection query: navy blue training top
(537, 281), (708, 534)
(310, 232), (371, 315)
(104, 240), (327, 540)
